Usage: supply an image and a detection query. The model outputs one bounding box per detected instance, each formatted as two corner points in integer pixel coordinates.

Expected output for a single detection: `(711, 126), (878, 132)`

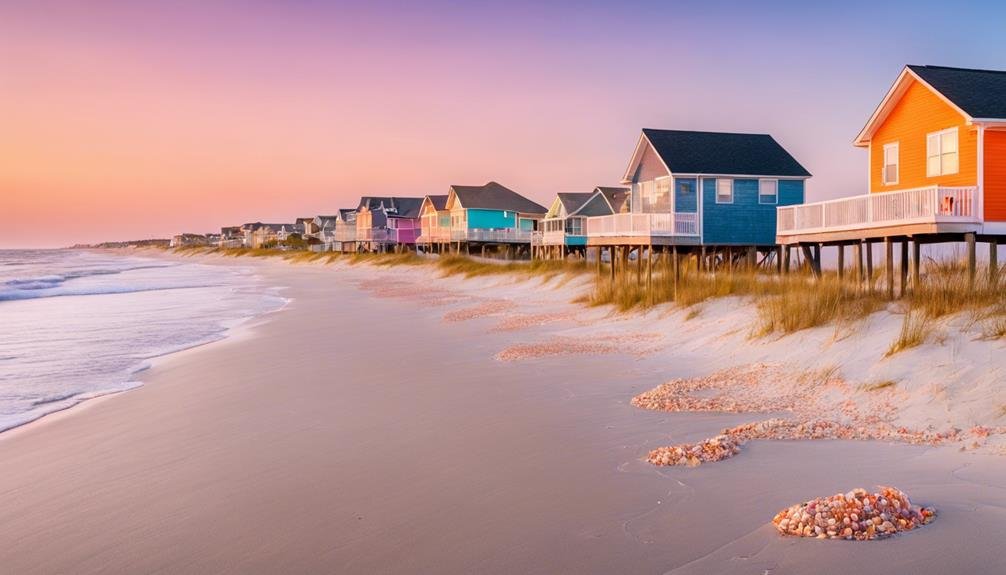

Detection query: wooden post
(646, 243), (653, 293)
(609, 247), (615, 285)
(775, 246), (783, 275)
(699, 246), (706, 273)
(865, 241), (874, 292)
(783, 245), (791, 275)
(854, 242), (863, 286)
(911, 239), (921, 292)
(899, 239), (909, 298)
(595, 247), (602, 276)
(672, 245), (680, 299)
(990, 240), (999, 288)
(635, 246), (643, 285)
(966, 232), (977, 291)
(747, 246), (756, 270)
(885, 237), (894, 300)
(837, 244), (845, 281)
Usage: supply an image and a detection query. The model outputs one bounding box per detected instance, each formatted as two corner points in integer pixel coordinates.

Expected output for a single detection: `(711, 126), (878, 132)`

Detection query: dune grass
(885, 310), (932, 357)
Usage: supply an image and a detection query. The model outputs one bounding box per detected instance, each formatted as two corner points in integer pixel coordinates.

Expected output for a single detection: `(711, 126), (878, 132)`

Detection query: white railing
(541, 230), (569, 245)
(585, 212), (699, 237)
(416, 228), (452, 244)
(451, 228), (533, 243)
(777, 186), (979, 235)
(335, 228), (357, 242)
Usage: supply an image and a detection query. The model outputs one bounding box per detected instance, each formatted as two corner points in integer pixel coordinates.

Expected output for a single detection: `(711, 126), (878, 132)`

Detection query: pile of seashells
(772, 486), (936, 540)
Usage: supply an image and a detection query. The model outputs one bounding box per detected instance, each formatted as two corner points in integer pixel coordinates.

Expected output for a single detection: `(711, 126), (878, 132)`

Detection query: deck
(776, 186), (980, 244)
(585, 213), (700, 246)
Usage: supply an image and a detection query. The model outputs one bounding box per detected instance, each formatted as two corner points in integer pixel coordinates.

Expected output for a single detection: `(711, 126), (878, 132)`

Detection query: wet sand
(1, 257), (1005, 573)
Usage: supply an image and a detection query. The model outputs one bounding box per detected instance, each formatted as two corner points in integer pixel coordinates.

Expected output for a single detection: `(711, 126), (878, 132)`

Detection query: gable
(855, 68), (971, 146)
(545, 197), (565, 218)
(622, 137), (671, 184)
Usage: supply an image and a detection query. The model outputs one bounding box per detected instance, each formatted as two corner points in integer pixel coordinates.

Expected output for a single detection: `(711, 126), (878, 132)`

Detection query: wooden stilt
(595, 247), (602, 276)
(837, 245), (845, 281)
(854, 242), (863, 286)
(865, 241), (874, 292)
(783, 245), (791, 275)
(899, 239), (908, 298)
(885, 237), (894, 300)
(747, 246), (756, 270)
(966, 232), (977, 291)
(911, 239), (921, 292)
(609, 246), (615, 285)
(990, 240), (998, 288)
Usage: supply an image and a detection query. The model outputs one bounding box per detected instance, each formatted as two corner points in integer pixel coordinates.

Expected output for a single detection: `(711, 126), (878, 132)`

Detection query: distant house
(310, 215), (340, 251)
(587, 129), (810, 248)
(356, 197), (424, 252)
(417, 195), (450, 251)
(247, 223), (299, 248)
(295, 217), (315, 237)
(445, 181), (548, 247)
(169, 233), (209, 248)
(219, 226), (244, 248)
(538, 187), (628, 256)
(333, 209), (359, 252)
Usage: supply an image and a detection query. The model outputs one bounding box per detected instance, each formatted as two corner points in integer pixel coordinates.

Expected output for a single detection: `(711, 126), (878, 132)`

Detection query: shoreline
(3, 248), (1006, 573)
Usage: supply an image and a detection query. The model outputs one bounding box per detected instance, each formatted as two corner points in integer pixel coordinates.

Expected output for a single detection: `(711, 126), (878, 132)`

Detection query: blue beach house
(445, 181), (548, 244)
(586, 129), (810, 249)
(538, 187), (629, 257)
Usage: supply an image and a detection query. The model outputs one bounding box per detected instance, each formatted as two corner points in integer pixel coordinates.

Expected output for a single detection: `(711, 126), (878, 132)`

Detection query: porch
(585, 212), (700, 246)
(776, 186), (981, 244)
(451, 228), (533, 243)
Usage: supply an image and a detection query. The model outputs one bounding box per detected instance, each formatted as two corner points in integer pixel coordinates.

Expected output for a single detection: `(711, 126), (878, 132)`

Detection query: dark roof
(556, 192), (594, 215)
(594, 187), (629, 213)
(640, 129), (811, 178)
(908, 65), (1006, 119)
(426, 195), (449, 210)
(450, 181), (547, 214)
(338, 208), (357, 221)
(357, 197), (394, 211)
(388, 197), (424, 219)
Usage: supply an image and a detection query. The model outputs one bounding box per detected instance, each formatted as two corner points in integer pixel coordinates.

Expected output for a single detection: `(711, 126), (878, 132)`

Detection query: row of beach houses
(178, 65), (1006, 284)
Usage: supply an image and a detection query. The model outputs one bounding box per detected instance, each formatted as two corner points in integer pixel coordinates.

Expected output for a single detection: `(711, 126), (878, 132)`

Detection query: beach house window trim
(715, 178), (734, 204)
(758, 179), (778, 205)
(926, 127), (959, 177)
(882, 142), (899, 185)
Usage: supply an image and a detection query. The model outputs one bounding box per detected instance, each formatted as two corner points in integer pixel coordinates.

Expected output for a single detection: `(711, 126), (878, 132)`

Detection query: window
(882, 143), (899, 185)
(759, 179), (778, 204)
(716, 179), (733, 204)
(927, 128), (959, 177)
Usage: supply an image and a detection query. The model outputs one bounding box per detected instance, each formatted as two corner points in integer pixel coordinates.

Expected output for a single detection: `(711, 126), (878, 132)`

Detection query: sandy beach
(3, 251), (1006, 574)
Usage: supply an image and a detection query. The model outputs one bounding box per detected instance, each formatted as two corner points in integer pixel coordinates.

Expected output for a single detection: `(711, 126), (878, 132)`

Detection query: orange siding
(985, 130), (1006, 222)
(869, 79), (977, 193)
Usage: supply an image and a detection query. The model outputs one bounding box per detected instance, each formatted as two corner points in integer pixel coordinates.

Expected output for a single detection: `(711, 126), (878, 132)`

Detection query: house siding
(869, 78), (978, 193)
(466, 208), (516, 229)
(702, 178), (804, 245)
(985, 130), (1006, 222)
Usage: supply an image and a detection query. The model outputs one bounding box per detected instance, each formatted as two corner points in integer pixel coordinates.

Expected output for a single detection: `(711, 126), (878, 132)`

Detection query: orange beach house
(778, 65), (1006, 244)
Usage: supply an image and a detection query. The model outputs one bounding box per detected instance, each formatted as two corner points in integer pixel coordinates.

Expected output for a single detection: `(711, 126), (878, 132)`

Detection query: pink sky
(4, 1), (1005, 247)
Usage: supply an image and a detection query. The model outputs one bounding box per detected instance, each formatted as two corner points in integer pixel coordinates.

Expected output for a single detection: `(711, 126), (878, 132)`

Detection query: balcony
(450, 228), (533, 243)
(585, 212), (699, 238)
(335, 228), (358, 242)
(777, 186), (980, 241)
(417, 228), (452, 244)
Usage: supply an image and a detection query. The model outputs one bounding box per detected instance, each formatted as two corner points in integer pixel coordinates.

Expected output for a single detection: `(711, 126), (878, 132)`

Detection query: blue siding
(701, 178), (804, 245)
(564, 235), (587, 247)
(467, 208), (516, 229)
(674, 178), (698, 213)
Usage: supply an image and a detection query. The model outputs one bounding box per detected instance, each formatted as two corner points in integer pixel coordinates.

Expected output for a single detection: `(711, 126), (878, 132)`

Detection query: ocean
(0, 249), (286, 433)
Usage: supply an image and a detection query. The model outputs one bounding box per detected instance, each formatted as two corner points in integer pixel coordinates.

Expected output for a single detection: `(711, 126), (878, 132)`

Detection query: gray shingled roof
(641, 129), (811, 178)
(556, 192), (594, 215)
(594, 187), (629, 214)
(909, 65), (1006, 119)
(426, 195), (449, 210)
(389, 197), (424, 219)
(450, 181), (547, 214)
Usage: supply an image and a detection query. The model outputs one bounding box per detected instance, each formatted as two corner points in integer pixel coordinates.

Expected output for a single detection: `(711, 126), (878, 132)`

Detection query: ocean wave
(0, 283), (222, 302)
